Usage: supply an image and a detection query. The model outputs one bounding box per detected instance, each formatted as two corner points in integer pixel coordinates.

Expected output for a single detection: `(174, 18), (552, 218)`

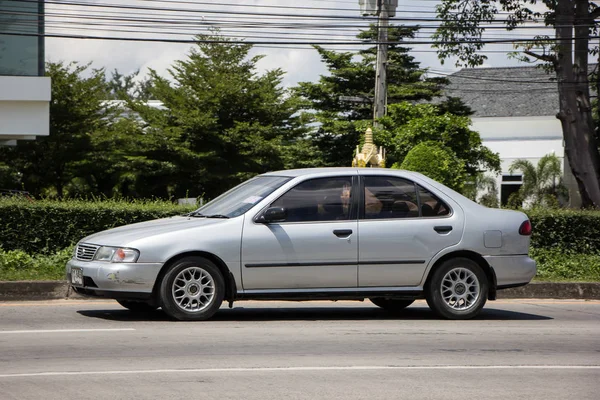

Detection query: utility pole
(359, 0), (397, 128)
(373, 0), (388, 128)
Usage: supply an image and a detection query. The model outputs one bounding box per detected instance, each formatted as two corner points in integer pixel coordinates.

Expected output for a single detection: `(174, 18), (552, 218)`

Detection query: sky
(42, 0), (553, 87)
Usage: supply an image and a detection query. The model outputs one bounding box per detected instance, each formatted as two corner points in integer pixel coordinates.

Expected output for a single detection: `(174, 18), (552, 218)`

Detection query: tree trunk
(555, 0), (600, 208)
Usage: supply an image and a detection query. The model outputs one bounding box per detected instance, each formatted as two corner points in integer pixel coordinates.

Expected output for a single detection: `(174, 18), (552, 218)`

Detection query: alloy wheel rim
(172, 266), (215, 313)
(440, 267), (480, 311)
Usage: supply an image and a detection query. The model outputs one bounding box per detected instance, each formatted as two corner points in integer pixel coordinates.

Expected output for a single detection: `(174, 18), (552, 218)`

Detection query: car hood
(80, 216), (231, 247)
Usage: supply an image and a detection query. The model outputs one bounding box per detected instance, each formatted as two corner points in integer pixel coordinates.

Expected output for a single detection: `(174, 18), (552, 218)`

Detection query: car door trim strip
(244, 260), (425, 268)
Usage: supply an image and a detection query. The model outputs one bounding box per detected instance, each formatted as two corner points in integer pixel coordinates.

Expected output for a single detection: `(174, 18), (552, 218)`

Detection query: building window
(501, 175), (523, 206)
(0, 0), (44, 76)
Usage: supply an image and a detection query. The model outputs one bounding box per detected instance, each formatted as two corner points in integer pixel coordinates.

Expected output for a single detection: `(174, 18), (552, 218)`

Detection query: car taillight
(519, 220), (532, 236)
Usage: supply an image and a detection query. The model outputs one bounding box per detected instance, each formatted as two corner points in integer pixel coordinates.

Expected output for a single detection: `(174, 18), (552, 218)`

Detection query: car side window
(271, 177), (353, 222)
(418, 185), (450, 217)
(363, 176), (419, 219)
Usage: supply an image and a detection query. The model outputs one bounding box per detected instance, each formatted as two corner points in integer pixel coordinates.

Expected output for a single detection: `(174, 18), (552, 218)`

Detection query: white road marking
(0, 328), (135, 334)
(0, 365), (598, 378)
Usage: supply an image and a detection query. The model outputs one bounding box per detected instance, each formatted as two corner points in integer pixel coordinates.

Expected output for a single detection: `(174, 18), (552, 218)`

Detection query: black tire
(116, 300), (158, 312)
(370, 298), (415, 312)
(159, 256), (225, 321)
(425, 257), (488, 320)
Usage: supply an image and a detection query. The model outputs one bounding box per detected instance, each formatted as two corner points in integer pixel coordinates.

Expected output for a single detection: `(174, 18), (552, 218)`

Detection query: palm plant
(509, 153), (567, 207)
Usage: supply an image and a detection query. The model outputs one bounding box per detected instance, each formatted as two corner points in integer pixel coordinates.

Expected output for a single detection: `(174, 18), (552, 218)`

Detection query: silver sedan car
(66, 168), (536, 320)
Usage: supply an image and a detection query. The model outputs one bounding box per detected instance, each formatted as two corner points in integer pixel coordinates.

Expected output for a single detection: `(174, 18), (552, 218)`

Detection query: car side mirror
(260, 207), (287, 223)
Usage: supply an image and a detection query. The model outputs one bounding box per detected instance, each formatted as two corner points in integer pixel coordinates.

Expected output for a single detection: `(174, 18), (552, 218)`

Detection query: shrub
(395, 141), (466, 192)
(0, 197), (195, 254)
(527, 208), (600, 254)
(0, 247), (73, 281)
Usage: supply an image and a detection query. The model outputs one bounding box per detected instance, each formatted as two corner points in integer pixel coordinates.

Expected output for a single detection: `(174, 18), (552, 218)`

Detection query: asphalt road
(0, 299), (598, 400)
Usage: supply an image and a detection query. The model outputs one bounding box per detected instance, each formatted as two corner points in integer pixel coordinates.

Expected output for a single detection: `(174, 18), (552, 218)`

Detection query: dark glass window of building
(0, 0), (44, 76)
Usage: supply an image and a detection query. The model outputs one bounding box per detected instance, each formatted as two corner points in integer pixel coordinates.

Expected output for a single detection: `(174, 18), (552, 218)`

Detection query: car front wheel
(426, 257), (488, 320)
(159, 256), (225, 321)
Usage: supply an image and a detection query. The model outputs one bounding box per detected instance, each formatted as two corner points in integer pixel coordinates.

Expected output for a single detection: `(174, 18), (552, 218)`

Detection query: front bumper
(66, 258), (163, 297)
(484, 255), (537, 288)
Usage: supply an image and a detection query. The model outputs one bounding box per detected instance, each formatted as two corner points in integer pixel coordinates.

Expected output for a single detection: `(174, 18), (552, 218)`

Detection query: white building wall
(470, 116), (576, 205)
(0, 76), (51, 145)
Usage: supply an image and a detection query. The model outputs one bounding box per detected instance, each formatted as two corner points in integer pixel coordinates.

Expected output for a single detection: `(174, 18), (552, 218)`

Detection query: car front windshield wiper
(186, 211), (205, 217)
(186, 212), (229, 219)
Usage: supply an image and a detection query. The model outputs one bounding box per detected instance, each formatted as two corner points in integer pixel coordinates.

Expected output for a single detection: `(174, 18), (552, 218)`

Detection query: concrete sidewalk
(1, 281), (599, 301)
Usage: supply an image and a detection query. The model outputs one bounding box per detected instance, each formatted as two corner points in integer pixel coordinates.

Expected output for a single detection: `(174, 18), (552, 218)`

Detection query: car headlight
(94, 246), (140, 263)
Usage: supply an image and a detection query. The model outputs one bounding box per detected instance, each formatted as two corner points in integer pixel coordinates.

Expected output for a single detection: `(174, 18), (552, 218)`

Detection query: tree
(295, 25), (456, 166)
(131, 33), (316, 199)
(378, 102), (501, 176)
(433, 0), (600, 208)
(3, 62), (110, 198)
(106, 69), (153, 101)
(74, 117), (144, 197)
(509, 153), (568, 206)
(395, 141), (466, 191)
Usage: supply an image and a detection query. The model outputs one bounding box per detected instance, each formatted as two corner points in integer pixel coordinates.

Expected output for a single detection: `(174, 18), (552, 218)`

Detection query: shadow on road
(77, 305), (553, 322)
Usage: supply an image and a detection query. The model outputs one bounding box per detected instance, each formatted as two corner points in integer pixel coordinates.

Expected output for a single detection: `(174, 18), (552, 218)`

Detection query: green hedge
(528, 208), (600, 254)
(2, 197), (600, 258)
(0, 198), (195, 254)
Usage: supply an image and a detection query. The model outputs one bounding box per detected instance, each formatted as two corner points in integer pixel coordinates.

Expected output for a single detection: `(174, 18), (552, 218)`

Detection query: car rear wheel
(116, 300), (158, 312)
(426, 257), (488, 320)
(159, 256), (225, 321)
(370, 298), (414, 312)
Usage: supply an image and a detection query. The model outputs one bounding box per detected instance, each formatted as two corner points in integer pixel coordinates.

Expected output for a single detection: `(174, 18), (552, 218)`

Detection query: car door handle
(333, 229), (353, 238)
(434, 226), (453, 234)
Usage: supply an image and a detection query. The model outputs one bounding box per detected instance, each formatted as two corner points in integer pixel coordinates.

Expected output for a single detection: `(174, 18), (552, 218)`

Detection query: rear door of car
(357, 173), (464, 287)
(241, 174), (359, 290)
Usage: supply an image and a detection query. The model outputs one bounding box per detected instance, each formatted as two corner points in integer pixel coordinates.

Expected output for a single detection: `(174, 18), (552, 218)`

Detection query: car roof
(261, 167), (413, 178)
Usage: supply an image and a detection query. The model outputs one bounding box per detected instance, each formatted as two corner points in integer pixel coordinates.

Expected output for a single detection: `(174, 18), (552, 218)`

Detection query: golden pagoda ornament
(352, 127), (386, 168)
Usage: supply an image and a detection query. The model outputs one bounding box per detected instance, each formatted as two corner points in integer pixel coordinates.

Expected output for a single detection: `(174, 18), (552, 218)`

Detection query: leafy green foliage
(0, 62), (110, 198)
(377, 102), (500, 175)
(0, 197), (194, 254)
(433, 0), (600, 209)
(106, 69), (153, 101)
(532, 248), (600, 282)
(0, 248), (73, 281)
(463, 173), (499, 208)
(129, 33), (318, 199)
(0, 36), (320, 200)
(509, 153), (568, 207)
(528, 208), (600, 254)
(395, 141), (466, 191)
(295, 24), (457, 167)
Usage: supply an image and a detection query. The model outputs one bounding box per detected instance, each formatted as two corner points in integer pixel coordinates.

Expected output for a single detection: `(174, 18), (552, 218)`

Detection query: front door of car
(241, 175), (358, 290)
(357, 175), (464, 287)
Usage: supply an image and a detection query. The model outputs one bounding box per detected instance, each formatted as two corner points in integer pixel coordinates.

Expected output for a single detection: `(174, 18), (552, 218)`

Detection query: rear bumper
(66, 258), (163, 296)
(484, 255), (537, 288)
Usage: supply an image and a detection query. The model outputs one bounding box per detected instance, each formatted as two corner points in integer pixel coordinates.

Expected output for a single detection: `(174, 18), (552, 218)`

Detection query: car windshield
(190, 176), (291, 218)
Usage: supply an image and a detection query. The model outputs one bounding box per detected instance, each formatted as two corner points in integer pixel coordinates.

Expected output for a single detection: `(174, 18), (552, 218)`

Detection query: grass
(0, 248), (72, 281)
(531, 248), (600, 282)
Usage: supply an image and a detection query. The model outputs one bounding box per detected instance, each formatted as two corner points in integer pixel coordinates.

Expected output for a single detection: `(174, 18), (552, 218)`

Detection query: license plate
(71, 267), (83, 286)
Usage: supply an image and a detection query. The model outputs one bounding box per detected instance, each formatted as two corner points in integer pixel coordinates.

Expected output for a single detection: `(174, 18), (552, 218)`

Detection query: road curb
(0, 281), (73, 301)
(0, 281), (599, 301)
(496, 282), (600, 299)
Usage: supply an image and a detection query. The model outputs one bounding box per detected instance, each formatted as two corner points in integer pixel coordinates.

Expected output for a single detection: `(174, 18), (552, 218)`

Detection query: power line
(5, 30), (595, 47)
